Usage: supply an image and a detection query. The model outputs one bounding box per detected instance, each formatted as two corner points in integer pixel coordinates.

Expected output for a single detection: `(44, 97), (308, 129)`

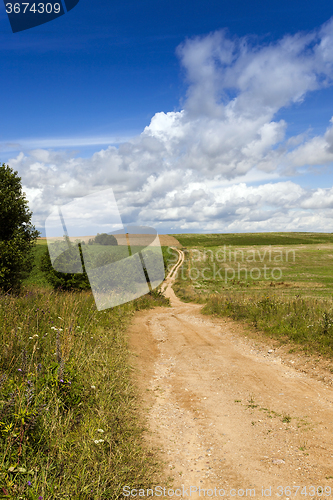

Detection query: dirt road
(128, 249), (333, 499)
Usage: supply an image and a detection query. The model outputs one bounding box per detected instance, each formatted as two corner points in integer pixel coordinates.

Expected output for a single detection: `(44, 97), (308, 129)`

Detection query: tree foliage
(0, 163), (39, 292)
(88, 233), (118, 246)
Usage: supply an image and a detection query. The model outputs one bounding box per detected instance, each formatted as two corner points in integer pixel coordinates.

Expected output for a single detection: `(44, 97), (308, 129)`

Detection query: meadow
(4, 232), (333, 498)
(171, 232), (333, 358)
(0, 239), (170, 499)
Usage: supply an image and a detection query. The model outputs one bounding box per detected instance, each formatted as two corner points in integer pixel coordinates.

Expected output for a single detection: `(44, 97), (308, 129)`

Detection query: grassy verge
(202, 292), (333, 357)
(1, 239), (171, 499)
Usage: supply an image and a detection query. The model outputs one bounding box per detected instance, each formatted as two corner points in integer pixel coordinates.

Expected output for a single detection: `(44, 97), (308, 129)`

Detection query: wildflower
(29, 336), (33, 339)
(27, 481), (32, 486)
(51, 326), (57, 330)
(91, 385), (96, 389)
(18, 368), (22, 372)
(94, 439), (104, 444)
(60, 379), (64, 383)
(58, 316), (63, 320)
(97, 428), (104, 433)
(39, 497), (43, 499)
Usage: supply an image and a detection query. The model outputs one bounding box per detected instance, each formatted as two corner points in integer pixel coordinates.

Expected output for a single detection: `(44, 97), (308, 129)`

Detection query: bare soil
(38, 234), (181, 247)
(128, 250), (333, 499)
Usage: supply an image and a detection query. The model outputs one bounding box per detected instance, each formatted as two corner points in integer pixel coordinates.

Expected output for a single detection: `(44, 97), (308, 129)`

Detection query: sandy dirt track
(128, 249), (333, 499)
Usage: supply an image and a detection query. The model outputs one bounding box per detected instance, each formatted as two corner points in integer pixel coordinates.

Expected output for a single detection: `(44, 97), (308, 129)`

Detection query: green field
(171, 232), (333, 358)
(172, 232), (333, 247)
(172, 232), (333, 300)
(24, 241), (174, 289)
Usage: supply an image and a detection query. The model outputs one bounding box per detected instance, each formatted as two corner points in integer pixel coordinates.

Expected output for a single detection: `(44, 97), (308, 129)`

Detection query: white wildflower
(94, 439), (104, 444)
(91, 385), (96, 389)
(97, 429), (104, 433)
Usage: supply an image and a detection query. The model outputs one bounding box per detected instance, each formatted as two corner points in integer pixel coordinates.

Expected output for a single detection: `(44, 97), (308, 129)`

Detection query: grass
(172, 232), (333, 247)
(0, 239), (171, 499)
(202, 293), (333, 356)
(171, 232), (333, 358)
(23, 241), (51, 289)
(172, 237), (333, 300)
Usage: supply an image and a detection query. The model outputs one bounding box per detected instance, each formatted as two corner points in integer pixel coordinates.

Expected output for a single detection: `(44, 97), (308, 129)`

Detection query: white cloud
(6, 18), (333, 233)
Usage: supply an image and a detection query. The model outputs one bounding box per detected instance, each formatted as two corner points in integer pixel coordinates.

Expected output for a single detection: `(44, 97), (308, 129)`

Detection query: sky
(2, 0), (333, 235)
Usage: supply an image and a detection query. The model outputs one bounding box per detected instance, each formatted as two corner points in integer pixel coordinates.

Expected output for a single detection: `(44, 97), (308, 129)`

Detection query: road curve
(128, 248), (333, 499)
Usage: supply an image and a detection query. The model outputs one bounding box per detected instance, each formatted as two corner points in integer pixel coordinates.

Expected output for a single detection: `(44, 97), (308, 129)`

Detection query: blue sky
(2, 0), (333, 234)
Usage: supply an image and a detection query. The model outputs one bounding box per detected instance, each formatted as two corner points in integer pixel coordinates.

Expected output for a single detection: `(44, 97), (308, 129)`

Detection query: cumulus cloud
(7, 18), (333, 233)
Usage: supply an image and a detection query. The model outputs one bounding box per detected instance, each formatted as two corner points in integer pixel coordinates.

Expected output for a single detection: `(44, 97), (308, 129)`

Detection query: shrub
(41, 244), (91, 291)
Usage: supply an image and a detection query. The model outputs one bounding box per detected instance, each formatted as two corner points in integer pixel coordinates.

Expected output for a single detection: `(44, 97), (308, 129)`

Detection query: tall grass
(202, 292), (333, 357)
(0, 287), (169, 499)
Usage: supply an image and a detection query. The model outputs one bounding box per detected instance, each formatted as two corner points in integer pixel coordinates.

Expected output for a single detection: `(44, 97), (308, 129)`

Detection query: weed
(299, 442), (307, 451)
(246, 395), (258, 409)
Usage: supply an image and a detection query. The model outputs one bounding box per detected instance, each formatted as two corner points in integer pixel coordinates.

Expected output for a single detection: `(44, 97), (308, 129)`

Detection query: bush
(41, 244), (91, 291)
(0, 163), (39, 292)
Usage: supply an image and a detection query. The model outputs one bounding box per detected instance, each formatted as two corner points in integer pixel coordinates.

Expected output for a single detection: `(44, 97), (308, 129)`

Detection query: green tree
(93, 233), (118, 246)
(0, 163), (39, 292)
